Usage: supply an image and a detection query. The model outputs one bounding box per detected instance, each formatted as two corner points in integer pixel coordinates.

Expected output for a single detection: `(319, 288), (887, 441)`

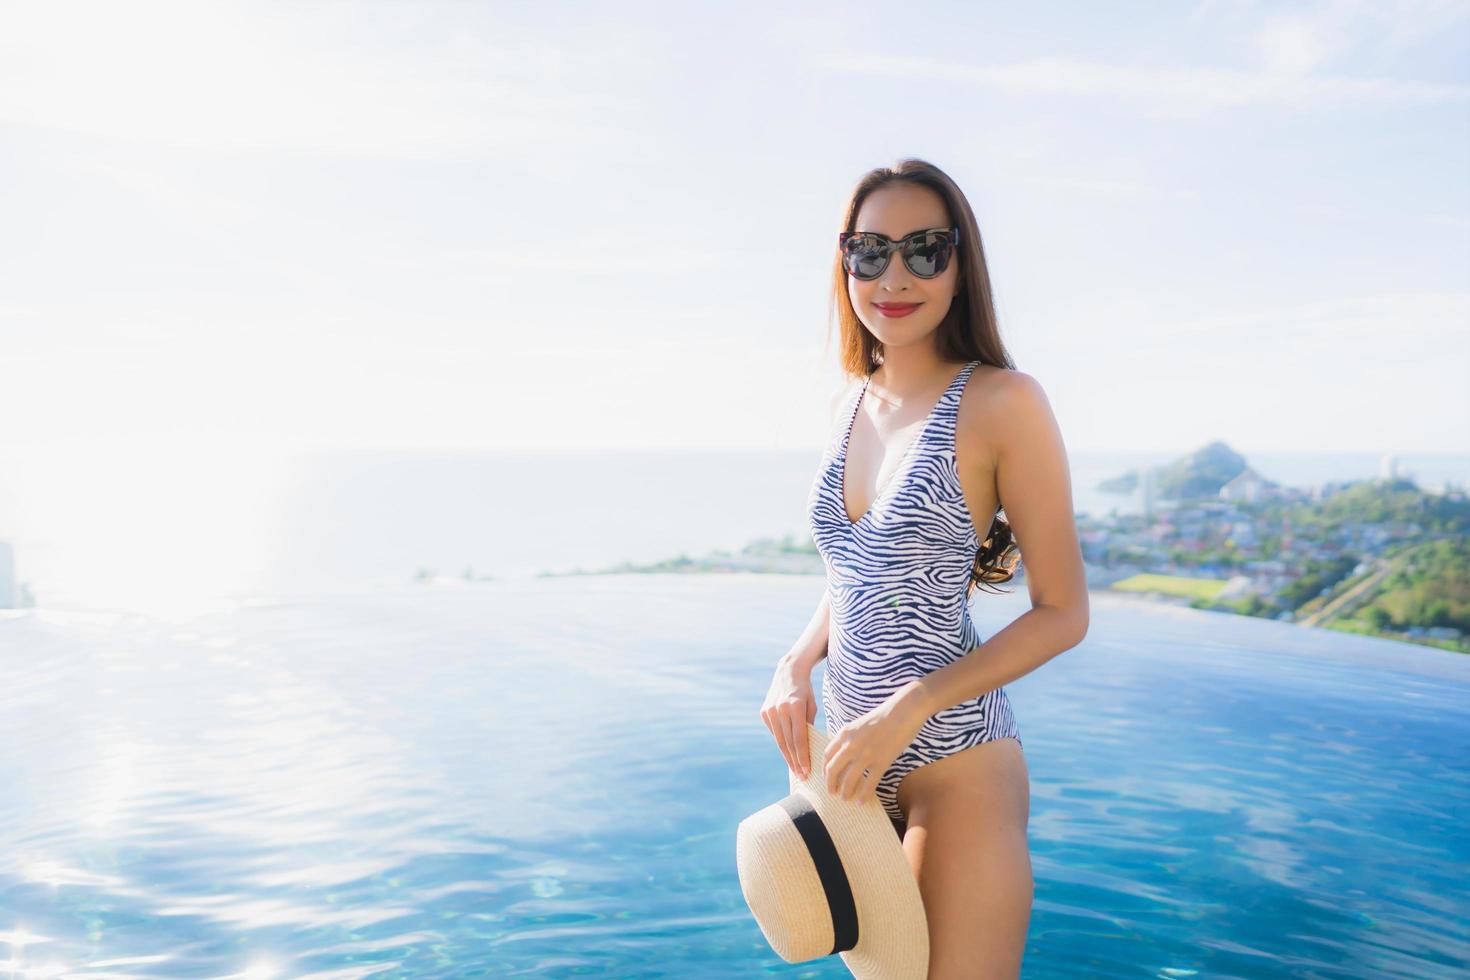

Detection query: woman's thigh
(895, 737), (1033, 980)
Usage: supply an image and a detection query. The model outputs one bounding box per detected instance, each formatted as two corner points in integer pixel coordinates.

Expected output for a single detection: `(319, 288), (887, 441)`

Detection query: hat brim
(788, 722), (929, 979)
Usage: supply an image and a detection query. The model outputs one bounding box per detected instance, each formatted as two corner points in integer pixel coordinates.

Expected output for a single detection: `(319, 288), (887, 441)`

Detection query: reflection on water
(1, 575), (1466, 978)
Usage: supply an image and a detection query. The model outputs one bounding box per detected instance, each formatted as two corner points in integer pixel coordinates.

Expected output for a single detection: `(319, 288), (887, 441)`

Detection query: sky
(1, 0), (1468, 461)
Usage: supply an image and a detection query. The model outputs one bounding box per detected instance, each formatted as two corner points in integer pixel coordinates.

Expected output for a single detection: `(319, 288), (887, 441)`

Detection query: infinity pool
(2, 575), (1466, 978)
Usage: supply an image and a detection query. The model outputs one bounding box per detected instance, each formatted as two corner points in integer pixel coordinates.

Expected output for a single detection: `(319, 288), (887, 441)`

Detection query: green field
(1111, 573), (1230, 600)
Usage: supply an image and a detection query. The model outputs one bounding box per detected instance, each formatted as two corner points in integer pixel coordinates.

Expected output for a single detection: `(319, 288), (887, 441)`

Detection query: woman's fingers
(841, 768), (872, 804)
(763, 695), (815, 779)
(764, 702), (810, 778)
(825, 740), (846, 798)
(782, 709), (807, 779)
(761, 707), (795, 775)
(790, 710), (809, 778)
(824, 741), (871, 803)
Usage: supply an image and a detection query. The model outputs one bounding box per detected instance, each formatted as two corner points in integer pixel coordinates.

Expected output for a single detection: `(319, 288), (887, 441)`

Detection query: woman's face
(845, 182), (962, 352)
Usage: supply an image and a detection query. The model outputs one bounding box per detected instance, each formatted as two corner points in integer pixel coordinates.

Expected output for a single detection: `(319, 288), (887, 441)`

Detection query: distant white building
(0, 540), (14, 609)
(1215, 575), (1254, 600)
(1219, 467), (1269, 504)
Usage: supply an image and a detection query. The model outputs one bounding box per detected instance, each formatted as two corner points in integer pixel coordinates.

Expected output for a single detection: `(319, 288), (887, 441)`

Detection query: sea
(1, 575), (1466, 977)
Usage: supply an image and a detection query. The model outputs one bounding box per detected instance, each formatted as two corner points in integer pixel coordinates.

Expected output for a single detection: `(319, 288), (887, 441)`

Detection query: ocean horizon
(0, 447), (1465, 618)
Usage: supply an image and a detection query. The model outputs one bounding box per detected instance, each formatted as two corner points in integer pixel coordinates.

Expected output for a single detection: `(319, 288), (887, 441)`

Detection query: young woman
(761, 158), (1089, 979)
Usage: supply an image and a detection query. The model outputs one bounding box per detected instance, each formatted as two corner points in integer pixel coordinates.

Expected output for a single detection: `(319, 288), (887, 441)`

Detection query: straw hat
(735, 722), (929, 978)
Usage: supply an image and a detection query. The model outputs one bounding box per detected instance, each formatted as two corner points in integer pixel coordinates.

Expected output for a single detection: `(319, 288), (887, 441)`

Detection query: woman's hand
(760, 656), (819, 780)
(824, 687), (930, 807)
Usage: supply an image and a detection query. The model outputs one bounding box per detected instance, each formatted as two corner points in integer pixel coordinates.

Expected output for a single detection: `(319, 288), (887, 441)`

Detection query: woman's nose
(877, 255), (914, 291)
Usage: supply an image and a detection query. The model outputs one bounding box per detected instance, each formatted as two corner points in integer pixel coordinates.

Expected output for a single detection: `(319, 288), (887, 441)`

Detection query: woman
(760, 158), (1089, 979)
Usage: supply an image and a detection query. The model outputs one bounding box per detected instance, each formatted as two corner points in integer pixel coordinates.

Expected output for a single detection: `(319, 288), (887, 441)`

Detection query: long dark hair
(825, 157), (1022, 594)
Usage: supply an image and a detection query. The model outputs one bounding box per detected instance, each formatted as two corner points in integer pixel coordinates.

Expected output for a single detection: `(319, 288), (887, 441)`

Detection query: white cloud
(815, 52), (1469, 115)
(1016, 173), (1201, 203)
(1266, 0), (1470, 65)
(0, 0), (650, 157)
(1256, 11), (1340, 74)
(1157, 289), (1470, 346)
(1027, 289), (1470, 454)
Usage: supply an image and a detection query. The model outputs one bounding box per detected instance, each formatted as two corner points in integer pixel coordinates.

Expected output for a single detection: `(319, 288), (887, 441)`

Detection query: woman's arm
(897, 370), (1090, 719)
(780, 586), (830, 672)
(777, 380), (850, 673)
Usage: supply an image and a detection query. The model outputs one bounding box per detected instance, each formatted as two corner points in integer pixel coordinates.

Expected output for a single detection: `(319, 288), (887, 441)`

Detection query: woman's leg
(895, 737), (1033, 980)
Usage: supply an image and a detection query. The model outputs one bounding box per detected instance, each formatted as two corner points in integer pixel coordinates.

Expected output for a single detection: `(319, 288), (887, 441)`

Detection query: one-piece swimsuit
(805, 359), (1023, 825)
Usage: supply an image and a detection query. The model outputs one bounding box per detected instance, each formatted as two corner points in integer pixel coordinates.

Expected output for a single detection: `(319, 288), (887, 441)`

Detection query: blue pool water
(1, 574), (1466, 978)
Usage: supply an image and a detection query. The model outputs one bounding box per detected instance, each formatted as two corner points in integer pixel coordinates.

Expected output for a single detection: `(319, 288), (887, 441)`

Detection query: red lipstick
(874, 302), (921, 318)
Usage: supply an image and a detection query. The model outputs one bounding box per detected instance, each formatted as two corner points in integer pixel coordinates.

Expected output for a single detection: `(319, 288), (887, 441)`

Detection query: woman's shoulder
(957, 366), (1051, 466)
(962, 364), (1042, 409)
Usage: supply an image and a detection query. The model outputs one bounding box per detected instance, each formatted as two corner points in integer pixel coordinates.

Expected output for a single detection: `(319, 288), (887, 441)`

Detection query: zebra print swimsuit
(806, 359), (1023, 825)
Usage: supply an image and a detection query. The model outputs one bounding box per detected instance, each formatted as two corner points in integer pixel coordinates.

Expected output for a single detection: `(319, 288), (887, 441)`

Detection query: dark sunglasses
(837, 226), (962, 280)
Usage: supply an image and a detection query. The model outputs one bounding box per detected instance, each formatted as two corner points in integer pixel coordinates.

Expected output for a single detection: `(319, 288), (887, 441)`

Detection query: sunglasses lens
(904, 232), (952, 277)
(843, 233), (888, 279)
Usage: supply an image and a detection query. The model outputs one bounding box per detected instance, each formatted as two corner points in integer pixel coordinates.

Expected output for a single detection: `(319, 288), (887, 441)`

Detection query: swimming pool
(2, 575), (1466, 978)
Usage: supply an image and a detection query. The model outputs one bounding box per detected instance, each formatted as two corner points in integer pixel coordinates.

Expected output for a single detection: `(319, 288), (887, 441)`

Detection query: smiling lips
(874, 302), (921, 318)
